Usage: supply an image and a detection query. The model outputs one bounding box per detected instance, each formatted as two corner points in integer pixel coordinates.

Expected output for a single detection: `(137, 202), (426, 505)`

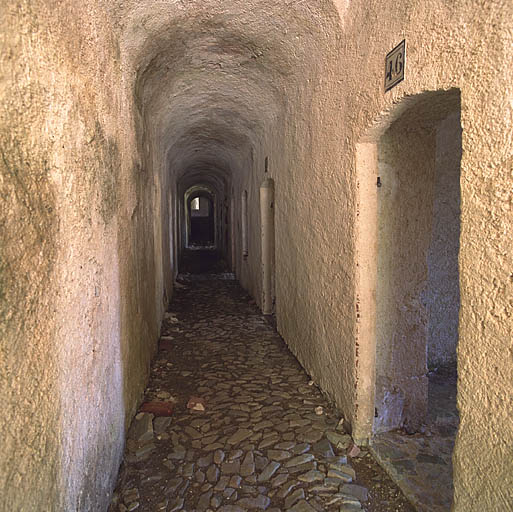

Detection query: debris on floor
(187, 396), (207, 412)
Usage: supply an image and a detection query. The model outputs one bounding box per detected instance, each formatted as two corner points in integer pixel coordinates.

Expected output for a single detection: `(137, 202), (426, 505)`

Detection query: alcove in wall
(355, 89), (462, 510)
(374, 90), (461, 434)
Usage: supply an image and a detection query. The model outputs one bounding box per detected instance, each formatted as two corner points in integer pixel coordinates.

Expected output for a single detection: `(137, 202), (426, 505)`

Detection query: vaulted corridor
(110, 267), (414, 512)
(2, 1), (512, 511)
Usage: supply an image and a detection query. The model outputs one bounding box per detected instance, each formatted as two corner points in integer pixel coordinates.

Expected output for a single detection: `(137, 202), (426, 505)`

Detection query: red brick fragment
(140, 401), (174, 416)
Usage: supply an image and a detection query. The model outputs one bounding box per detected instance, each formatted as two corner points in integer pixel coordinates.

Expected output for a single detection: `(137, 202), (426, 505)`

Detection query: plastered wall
(329, 2), (513, 509)
(234, 0), (512, 508)
(1, 1), (167, 509)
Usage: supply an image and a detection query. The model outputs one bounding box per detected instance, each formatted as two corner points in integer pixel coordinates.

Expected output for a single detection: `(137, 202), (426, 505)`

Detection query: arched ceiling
(179, 168), (228, 203)
(111, 0), (342, 190)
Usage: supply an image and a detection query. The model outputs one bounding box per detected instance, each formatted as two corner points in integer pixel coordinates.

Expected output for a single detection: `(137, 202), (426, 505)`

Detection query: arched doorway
(355, 89), (462, 510)
(373, 90), (461, 436)
(188, 193), (215, 247)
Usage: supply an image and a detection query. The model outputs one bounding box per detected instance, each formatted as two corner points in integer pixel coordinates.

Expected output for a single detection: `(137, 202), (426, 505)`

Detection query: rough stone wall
(0, 3), (61, 506)
(335, 1), (513, 509)
(1, 0), (512, 511)
(1, 1), (165, 509)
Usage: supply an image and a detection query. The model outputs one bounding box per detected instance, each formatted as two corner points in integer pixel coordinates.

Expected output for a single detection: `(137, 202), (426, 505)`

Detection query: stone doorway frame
(183, 185), (217, 249)
(353, 89), (462, 444)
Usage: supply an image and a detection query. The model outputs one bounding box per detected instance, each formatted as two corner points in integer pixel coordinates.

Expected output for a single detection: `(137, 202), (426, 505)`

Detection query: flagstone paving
(109, 275), (415, 512)
(370, 365), (458, 512)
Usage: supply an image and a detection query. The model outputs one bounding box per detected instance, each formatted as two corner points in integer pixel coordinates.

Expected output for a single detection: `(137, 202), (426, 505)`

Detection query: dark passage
(178, 249), (229, 275)
(109, 276), (414, 511)
(190, 217), (215, 245)
(189, 195), (215, 246)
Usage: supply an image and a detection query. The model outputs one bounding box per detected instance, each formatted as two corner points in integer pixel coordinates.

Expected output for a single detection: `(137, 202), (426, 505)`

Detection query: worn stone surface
(369, 365), (460, 512)
(109, 278), (413, 511)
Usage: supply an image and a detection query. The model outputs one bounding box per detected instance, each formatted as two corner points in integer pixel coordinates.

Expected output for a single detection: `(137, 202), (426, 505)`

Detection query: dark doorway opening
(178, 248), (229, 275)
(188, 195), (215, 246)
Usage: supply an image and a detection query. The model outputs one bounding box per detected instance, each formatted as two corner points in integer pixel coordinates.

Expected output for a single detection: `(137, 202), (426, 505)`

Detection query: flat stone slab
(326, 431), (352, 448)
(327, 468), (353, 482)
(258, 461), (281, 482)
(284, 488), (305, 508)
(285, 454), (314, 468)
(298, 470), (324, 483)
(236, 494), (271, 509)
(227, 429), (253, 445)
(288, 500), (317, 512)
(153, 416), (172, 434)
(267, 449), (291, 461)
(312, 438), (335, 458)
(241, 451), (255, 476)
(221, 461), (241, 475)
(339, 484), (368, 502)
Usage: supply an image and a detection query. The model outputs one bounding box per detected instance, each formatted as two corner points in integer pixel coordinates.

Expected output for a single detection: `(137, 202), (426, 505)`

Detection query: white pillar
(260, 179), (275, 315)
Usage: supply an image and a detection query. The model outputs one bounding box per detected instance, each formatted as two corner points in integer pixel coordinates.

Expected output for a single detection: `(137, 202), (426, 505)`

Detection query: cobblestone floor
(110, 264), (415, 512)
(371, 366), (458, 512)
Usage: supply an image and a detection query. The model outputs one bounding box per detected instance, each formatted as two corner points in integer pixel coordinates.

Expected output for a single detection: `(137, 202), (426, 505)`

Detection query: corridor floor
(110, 276), (414, 512)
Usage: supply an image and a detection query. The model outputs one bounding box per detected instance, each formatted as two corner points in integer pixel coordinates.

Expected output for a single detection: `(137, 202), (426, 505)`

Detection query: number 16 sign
(385, 40), (406, 92)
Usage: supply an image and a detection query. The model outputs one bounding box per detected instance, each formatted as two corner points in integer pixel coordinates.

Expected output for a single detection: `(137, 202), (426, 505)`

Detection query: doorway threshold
(370, 365), (458, 511)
